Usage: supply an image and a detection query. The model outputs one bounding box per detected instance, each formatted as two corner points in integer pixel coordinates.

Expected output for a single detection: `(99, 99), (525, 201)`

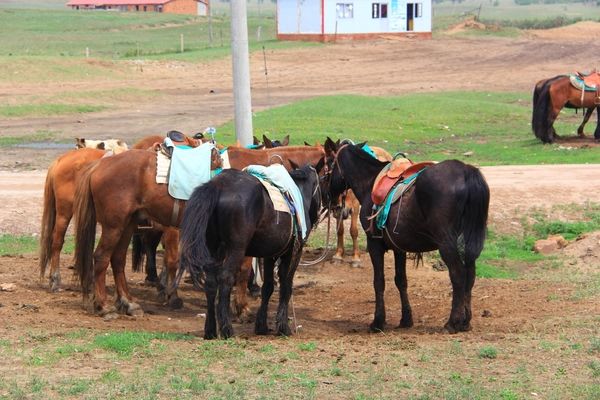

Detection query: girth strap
(170, 199), (181, 227)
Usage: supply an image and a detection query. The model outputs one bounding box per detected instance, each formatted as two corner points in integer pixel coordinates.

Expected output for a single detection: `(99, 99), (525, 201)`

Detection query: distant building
(277, 0), (432, 41)
(66, 0), (209, 16)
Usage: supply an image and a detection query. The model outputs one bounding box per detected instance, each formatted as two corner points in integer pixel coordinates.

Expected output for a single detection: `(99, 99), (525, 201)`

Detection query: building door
(406, 3), (414, 31)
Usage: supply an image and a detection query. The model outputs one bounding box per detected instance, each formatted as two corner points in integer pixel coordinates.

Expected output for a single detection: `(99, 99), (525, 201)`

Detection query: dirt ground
(1, 23), (600, 345)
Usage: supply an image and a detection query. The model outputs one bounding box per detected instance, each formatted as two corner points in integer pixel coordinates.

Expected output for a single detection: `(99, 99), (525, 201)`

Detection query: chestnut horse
(39, 135), (164, 292)
(73, 145), (325, 317)
(322, 139), (489, 333)
(39, 148), (106, 292)
(332, 145), (392, 267)
(532, 75), (600, 143)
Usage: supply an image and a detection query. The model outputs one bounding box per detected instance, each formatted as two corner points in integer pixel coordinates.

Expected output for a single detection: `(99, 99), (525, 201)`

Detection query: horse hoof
(398, 318), (413, 329)
(204, 331), (217, 340)
(168, 296), (184, 310)
(127, 302), (144, 317)
(277, 325), (293, 337)
(350, 260), (362, 268)
(369, 322), (385, 333)
(220, 326), (234, 339)
(96, 305), (117, 317)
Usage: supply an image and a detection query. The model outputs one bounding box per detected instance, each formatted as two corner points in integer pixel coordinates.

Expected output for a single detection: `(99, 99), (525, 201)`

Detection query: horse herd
(36, 132), (491, 340)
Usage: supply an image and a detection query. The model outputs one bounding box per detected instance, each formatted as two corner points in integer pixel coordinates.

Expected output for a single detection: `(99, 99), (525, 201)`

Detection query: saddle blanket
(154, 141), (216, 200)
(245, 164), (308, 240)
(569, 74), (600, 92)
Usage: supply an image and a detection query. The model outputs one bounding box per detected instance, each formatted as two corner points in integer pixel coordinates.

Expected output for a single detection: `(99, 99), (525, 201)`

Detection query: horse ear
(96, 142), (106, 150)
(356, 141), (367, 148)
(304, 141), (311, 146)
(315, 157), (325, 174)
(282, 135), (290, 146)
(263, 134), (273, 148)
(289, 159), (299, 170)
(324, 137), (337, 155)
(75, 138), (85, 148)
(253, 136), (260, 145)
(193, 132), (205, 140)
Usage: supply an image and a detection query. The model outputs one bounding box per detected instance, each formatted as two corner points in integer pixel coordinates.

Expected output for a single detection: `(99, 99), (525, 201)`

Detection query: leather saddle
(371, 159), (435, 206)
(156, 130), (203, 157)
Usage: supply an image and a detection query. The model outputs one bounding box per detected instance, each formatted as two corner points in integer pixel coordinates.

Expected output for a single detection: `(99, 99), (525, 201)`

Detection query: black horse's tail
(131, 233), (144, 273)
(532, 81), (552, 142)
(461, 166), (490, 265)
(176, 182), (219, 289)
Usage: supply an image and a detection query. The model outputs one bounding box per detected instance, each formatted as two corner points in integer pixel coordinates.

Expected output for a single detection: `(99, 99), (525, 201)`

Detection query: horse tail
(131, 233), (144, 273)
(461, 166), (490, 265)
(39, 159), (58, 278)
(176, 182), (219, 289)
(73, 164), (98, 297)
(532, 81), (552, 142)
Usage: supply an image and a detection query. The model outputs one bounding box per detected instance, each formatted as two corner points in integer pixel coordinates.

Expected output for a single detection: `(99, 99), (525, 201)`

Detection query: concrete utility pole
(230, 0), (253, 146)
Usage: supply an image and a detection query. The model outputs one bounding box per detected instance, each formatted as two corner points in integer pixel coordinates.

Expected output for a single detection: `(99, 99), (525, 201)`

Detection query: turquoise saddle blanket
(245, 164), (308, 240)
(167, 139), (216, 200)
(374, 169), (427, 230)
(569, 74), (599, 92)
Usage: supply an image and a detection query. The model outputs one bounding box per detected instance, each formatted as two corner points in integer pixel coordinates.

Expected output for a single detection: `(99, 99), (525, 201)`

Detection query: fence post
(180, 34), (184, 53)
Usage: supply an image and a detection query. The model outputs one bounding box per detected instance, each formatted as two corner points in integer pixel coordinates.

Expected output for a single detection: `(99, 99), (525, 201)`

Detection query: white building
(277, 0), (432, 41)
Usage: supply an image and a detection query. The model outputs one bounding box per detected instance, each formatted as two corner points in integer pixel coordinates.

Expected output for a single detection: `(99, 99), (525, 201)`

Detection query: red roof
(67, 0), (172, 5)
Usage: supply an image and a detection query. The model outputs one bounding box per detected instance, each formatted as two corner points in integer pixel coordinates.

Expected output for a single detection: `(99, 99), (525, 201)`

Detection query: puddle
(13, 142), (73, 150)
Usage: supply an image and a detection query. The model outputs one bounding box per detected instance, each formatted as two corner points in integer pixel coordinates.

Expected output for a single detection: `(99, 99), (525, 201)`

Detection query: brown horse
(332, 145), (392, 267)
(532, 75), (600, 143)
(73, 145), (325, 317)
(39, 134), (171, 293)
(39, 148), (106, 292)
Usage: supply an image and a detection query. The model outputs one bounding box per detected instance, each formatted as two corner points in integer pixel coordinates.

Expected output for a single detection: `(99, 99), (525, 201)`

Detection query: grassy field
(217, 92), (599, 166)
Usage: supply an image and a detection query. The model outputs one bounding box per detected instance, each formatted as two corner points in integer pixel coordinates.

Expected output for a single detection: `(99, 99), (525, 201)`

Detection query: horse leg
(203, 267), (218, 340)
(255, 257), (275, 335)
(393, 250), (413, 328)
(367, 237), (387, 332)
(275, 250), (296, 336)
(332, 215), (345, 263)
(48, 213), (70, 292)
(594, 106), (600, 140)
(216, 252), (244, 339)
(159, 228), (183, 310)
(439, 245), (470, 333)
(233, 257), (253, 320)
(349, 207), (361, 267)
(143, 229), (162, 285)
(111, 225), (143, 316)
(91, 231), (121, 316)
(577, 107), (594, 137)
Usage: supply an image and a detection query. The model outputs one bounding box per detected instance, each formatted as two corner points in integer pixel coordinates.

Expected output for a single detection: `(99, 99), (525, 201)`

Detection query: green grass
(0, 103), (106, 118)
(218, 92), (599, 166)
(93, 331), (193, 357)
(0, 8), (284, 60)
(0, 234), (75, 256)
(0, 131), (59, 147)
(434, 0), (600, 21)
(477, 231), (542, 279)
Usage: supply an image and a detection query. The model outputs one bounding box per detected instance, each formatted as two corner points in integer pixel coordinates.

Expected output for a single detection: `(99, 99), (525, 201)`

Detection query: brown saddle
(577, 70), (600, 87)
(154, 130), (203, 157)
(371, 159), (435, 206)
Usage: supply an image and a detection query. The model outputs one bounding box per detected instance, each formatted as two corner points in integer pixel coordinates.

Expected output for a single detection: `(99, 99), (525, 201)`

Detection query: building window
(135, 5), (139, 10)
(372, 3), (388, 18)
(143, 5), (147, 11)
(415, 2), (422, 17)
(336, 3), (353, 19)
(157, 5), (163, 12)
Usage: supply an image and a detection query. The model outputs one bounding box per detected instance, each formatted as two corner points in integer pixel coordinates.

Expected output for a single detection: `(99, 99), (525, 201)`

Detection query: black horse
(177, 162), (323, 339)
(322, 138), (490, 333)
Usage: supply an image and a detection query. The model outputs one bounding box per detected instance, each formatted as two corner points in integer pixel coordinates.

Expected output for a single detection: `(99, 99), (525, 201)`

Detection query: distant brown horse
(39, 148), (106, 292)
(332, 145), (392, 267)
(73, 145), (325, 317)
(533, 75), (600, 143)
